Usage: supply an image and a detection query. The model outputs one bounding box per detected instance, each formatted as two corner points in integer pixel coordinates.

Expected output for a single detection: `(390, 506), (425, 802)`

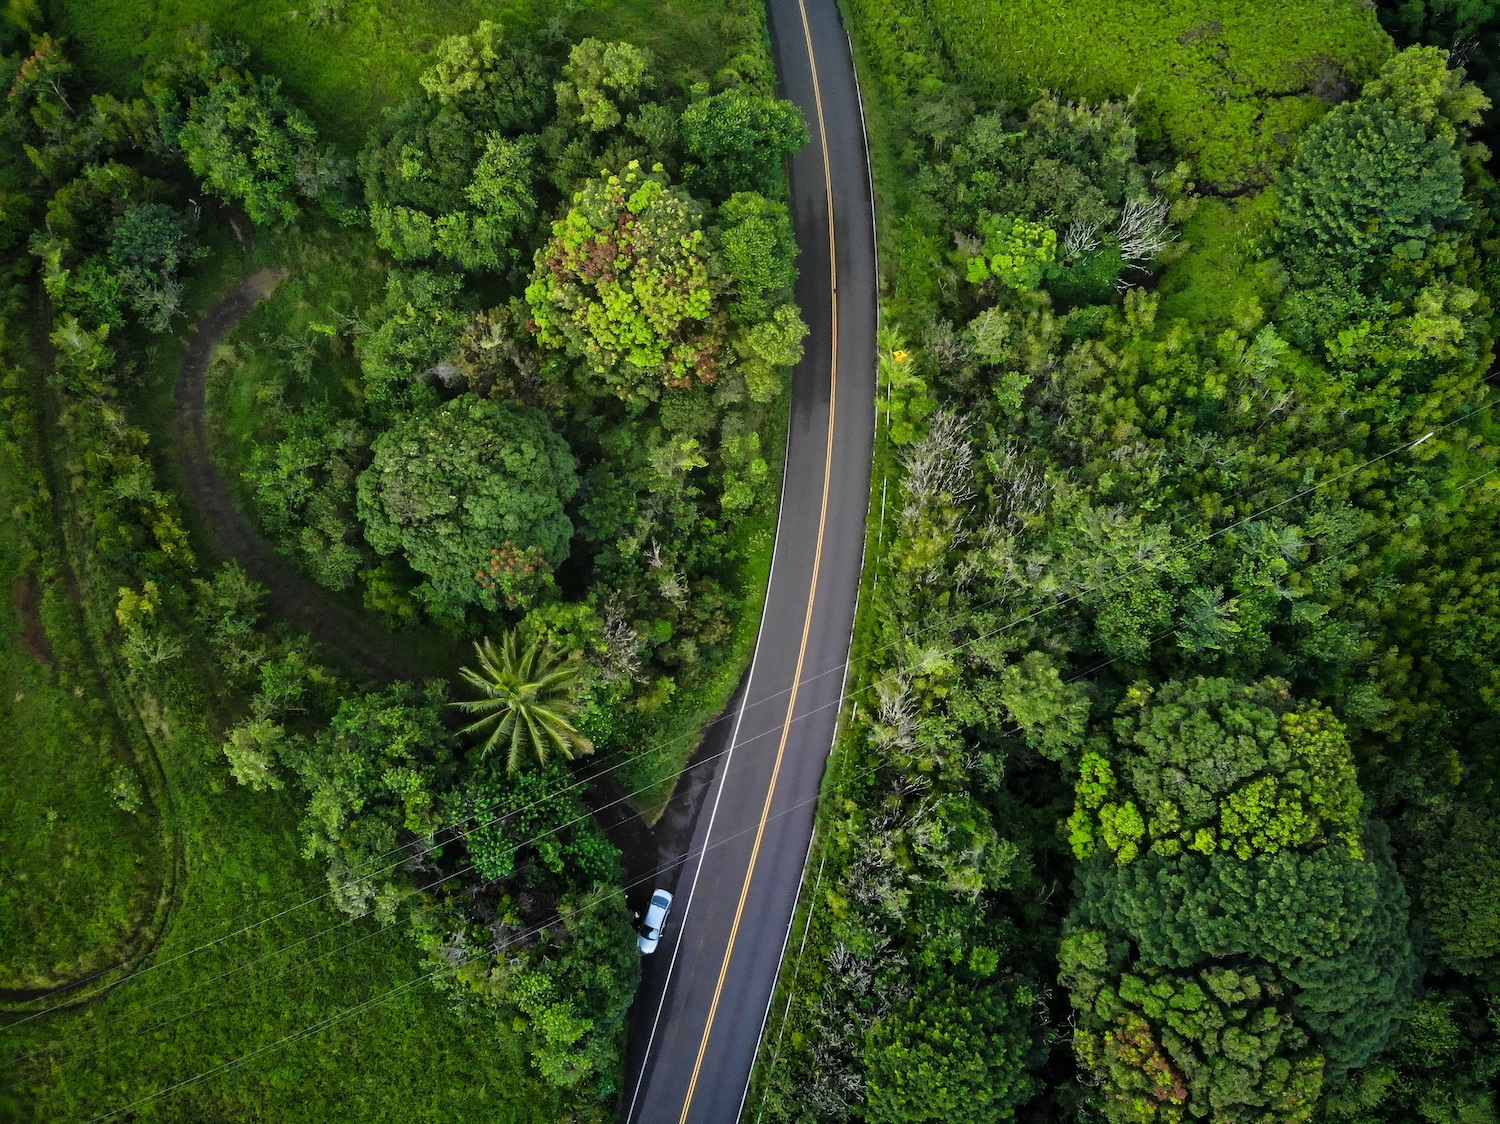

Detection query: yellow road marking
(676, 0), (840, 1118)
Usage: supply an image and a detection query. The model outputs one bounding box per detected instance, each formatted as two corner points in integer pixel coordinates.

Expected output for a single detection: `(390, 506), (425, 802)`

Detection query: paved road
(621, 0), (877, 1119)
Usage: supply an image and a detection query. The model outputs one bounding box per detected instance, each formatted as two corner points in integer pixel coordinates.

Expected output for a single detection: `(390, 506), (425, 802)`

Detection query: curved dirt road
(172, 270), (424, 682)
(622, 0), (878, 1119)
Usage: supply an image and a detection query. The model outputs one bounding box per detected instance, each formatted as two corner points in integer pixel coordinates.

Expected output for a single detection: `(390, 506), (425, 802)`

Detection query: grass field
(52, 0), (773, 144)
(2, 732), (571, 1121)
(0, 448), (169, 995)
(924, 0), (1392, 189)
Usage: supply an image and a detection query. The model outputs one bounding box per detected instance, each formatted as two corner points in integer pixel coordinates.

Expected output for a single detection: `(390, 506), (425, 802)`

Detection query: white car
(637, 889), (674, 954)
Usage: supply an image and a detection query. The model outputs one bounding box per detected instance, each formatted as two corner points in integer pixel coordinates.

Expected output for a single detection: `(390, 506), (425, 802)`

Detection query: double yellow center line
(675, 0), (841, 1118)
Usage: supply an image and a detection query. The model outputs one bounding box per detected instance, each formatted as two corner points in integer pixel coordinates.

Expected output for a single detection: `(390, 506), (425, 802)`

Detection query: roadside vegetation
(755, 1), (1500, 1122)
(0, 0), (802, 1118)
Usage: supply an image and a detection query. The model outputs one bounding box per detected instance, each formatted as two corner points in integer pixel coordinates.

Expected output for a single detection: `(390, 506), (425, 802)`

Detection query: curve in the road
(621, 0), (877, 1119)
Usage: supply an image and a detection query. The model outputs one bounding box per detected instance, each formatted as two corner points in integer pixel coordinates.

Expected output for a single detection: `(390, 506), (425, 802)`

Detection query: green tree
(717, 191), (799, 320)
(176, 69), (337, 226)
(223, 718), (286, 792)
(681, 89), (807, 199)
(107, 202), (198, 331)
(1068, 678), (1364, 865)
(357, 269), (467, 410)
(453, 631), (593, 771)
(459, 758), (615, 881)
(1419, 802), (1500, 975)
(863, 984), (1037, 1122)
(1276, 47), (1486, 290)
(554, 38), (652, 132)
(281, 682), (455, 917)
(526, 161), (724, 398)
(356, 397), (578, 617)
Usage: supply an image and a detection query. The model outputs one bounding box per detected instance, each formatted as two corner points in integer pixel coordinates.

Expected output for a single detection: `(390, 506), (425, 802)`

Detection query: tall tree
(453, 631), (593, 771)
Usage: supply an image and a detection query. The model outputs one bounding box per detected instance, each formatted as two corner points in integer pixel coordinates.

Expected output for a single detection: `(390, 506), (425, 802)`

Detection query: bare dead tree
(1064, 218), (1103, 260)
(1116, 193), (1175, 266)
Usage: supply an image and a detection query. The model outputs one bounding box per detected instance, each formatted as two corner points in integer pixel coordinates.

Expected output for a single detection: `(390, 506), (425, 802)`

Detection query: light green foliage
(526, 161), (723, 397)
(555, 38), (652, 132)
(368, 132), (538, 271)
(223, 718), (286, 791)
(417, 18), (504, 104)
(876, 324), (935, 445)
(453, 631), (593, 772)
(717, 191), (799, 320)
(923, 0), (1392, 188)
(357, 397), (578, 618)
(965, 214), (1057, 290)
(681, 89), (807, 199)
(1071, 678), (1363, 864)
(735, 303), (808, 404)
(863, 985), (1037, 1122)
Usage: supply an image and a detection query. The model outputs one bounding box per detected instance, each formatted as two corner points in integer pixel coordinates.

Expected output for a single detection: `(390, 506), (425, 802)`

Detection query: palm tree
(452, 630), (594, 772)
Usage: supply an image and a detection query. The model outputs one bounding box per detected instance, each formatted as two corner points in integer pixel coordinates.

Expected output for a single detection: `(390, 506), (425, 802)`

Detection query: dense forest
(755, 0), (1500, 1122)
(4, 0), (1500, 1120)
(0, 0), (805, 1118)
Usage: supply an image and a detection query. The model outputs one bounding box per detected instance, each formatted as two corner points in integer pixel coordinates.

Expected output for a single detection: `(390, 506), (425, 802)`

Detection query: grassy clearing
(52, 0), (774, 145)
(923, 0), (1392, 189)
(0, 448), (168, 994)
(3, 717), (569, 1121)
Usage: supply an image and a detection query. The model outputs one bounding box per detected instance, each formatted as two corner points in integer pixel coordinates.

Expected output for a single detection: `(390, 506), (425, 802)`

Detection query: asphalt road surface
(620, 0), (877, 1119)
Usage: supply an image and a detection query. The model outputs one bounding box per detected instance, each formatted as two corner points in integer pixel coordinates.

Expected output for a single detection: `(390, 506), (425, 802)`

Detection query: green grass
(52, 0), (773, 146)
(923, 0), (1392, 189)
(2, 723), (570, 1121)
(0, 449), (169, 995)
(1157, 193), (1282, 331)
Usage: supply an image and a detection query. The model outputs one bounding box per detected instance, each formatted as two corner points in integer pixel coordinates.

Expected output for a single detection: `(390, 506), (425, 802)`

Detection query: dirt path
(173, 270), (425, 683)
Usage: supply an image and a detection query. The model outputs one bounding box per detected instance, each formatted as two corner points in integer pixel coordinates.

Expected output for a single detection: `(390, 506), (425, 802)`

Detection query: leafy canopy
(356, 397), (578, 618)
(526, 161), (723, 398)
(681, 89), (808, 199)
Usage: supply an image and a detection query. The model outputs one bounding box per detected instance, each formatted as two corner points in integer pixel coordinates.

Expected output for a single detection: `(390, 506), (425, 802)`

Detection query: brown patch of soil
(15, 569), (52, 665)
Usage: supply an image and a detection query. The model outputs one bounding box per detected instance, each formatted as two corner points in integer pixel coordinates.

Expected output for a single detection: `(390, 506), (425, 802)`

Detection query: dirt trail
(173, 269), (424, 682)
(15, 569), (52, 664)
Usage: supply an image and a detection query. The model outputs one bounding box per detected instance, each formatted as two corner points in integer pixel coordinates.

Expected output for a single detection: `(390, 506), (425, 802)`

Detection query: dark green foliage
(1277, 49), (1482, 289)
(357, 396), (578, 618)
(863, 984), (1037, 1123)
(459, 757), (613, 882)
(359, 21), (551, 272)
(681, 89), (807, 200)
(243, 404), (369, 591)
(356, 269), (466, 410)
(280, 681), (455, 916)
(174, 62), (339, 226)
(106, 201), (199, 330)
(1417, 802), (1500, 975)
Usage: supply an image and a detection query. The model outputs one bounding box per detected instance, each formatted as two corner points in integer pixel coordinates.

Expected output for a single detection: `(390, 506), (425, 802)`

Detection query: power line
(15, 406), (1492, 1053)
